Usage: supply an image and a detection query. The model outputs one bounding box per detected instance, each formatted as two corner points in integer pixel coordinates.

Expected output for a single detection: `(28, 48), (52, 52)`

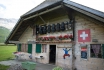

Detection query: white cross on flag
(78, 29), (91, 42)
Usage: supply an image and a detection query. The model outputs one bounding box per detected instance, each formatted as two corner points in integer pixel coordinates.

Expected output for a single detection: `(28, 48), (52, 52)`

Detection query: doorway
(49, 45), (56, 64)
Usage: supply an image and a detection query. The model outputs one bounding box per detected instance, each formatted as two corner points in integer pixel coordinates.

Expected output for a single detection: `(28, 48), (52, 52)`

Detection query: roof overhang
(5, 1), (63, 44)
(63, 0), (104, 23)
(24, 5), (62, 21)
(5, 0), (104, 44)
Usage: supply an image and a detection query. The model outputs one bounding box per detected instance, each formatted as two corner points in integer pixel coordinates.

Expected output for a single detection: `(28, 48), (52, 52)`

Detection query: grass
(0, 64), (9, 70)
(0, 45), (16, 61)
(0, 45), (16, 70)
(0, 26), (10, 43)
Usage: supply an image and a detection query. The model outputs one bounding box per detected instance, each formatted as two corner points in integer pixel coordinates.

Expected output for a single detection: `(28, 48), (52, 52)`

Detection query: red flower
(59, 35), (63, 40)
(63, 34), (69, 39)
(44, 37), (49, 41)
(69, 34), (73, 38)
(49, 36), (55, 40)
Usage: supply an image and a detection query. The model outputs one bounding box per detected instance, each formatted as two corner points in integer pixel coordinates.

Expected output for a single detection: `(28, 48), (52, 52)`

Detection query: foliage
(0, 64), (9, 70)
(0, 45), (16, 61)
(0, 26), (10, 43)
(0, 45), (16, 70)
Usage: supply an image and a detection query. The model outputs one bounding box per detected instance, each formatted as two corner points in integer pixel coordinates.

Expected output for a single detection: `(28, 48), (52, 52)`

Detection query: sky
(0, 0), (104, 29)
(0, 0), (44, 19)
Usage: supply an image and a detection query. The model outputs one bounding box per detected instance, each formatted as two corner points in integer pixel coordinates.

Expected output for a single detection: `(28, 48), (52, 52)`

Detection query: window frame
(80, 44), (88, 60)
(90, 44), (102, 58)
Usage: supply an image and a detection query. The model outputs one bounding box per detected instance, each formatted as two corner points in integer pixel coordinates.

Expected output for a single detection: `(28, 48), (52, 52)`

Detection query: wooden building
(5, 0), (104, 70)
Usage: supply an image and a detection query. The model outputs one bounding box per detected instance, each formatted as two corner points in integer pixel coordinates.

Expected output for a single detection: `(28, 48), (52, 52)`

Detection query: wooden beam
(24, 5), (62, 20)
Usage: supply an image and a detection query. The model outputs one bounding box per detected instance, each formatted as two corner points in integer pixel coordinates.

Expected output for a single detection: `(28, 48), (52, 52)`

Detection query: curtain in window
(21, 44), (25, 52)
(42, 44), (47, 53)
(92, 44), (101, 57)
(20, 43), (28, 52)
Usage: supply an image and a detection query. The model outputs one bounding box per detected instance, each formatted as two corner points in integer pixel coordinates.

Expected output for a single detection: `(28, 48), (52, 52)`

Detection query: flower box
(58, 35), (63, 40)
(44, 37), (49, 41)
(63, 34), (69, 39)
(37, 37), (42, 41)
(49, 36), (55, 41)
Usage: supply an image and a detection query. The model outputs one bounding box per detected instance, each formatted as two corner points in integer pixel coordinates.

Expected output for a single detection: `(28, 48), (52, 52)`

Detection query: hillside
(0, 26), (10, 43)
(0, 18), (17, 30)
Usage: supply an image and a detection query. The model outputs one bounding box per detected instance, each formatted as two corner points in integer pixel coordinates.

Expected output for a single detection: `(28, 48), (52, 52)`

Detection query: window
(42, 44), (47, 53)
(21, 44), (28, 52)
(102, 44), (104, 58)
(90, 44), (102, 58)
(81, 47), (87, 59)
(36, 44), (47, 53)
(80, 44), (88, 59)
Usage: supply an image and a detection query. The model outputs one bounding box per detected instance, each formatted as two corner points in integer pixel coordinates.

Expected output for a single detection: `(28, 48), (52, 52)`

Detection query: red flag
(78, 29), (91, 42)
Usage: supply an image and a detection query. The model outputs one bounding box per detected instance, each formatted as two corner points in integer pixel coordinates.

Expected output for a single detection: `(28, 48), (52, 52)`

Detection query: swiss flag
(78, 29), (91, 42)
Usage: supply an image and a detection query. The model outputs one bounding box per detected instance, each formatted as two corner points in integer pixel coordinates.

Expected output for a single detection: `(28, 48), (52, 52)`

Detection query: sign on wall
(81, 47), (87, 59)
(78, 29), (91, 42)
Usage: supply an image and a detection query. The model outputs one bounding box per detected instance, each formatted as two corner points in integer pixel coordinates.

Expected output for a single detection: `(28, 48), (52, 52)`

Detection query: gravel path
(0, 60), (70, 70)
(0, 60), (22, 66)
(0, 60), (56, 70)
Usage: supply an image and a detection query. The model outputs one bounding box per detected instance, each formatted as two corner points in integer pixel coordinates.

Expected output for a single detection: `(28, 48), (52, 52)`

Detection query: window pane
(90, 44), (102, 58)
(42, 44), (47, 53)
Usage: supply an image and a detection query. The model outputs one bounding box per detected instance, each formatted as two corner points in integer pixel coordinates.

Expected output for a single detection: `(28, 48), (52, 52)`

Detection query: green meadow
(0, 44), (16, 70)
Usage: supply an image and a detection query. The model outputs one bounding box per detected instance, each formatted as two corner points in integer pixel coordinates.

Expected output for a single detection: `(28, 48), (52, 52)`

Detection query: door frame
(49, 44), (56, 64)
